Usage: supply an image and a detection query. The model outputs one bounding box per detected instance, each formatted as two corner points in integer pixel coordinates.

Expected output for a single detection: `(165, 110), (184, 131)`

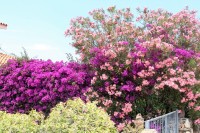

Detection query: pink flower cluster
(65, 6), (200, 129)
(86, 40), (200, 127)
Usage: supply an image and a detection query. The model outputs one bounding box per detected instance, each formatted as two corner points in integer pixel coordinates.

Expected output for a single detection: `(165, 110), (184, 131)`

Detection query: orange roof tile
(0, 53), (15, 66)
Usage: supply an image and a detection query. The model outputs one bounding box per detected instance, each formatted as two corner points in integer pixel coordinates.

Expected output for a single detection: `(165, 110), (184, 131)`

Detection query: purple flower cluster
(174, 48), (194, 58)
(89, 47), (109, 67)
(0, 59), (92, 115)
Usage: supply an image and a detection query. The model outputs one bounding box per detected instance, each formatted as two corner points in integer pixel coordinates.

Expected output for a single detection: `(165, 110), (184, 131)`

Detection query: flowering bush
(65, 6), (200, 62)
(0, 59), (92, 116)
(86, 40), (200, 130)
(65, 6), (200, 130)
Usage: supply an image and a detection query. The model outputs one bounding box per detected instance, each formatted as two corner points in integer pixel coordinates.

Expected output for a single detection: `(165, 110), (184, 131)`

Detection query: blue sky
(0, 0), (200, 61)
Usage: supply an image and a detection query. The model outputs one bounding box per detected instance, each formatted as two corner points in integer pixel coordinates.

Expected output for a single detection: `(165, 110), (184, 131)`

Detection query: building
(0, 22), (7, 29)
(0, 53), (14, 66)
(0, 22), (13, 65)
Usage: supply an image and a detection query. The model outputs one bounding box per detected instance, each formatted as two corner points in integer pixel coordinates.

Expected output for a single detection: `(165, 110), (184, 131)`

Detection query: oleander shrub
(86, 40), (200, 131)
(40, 98), (117, 133)
(0, 110), (43, 133)
(65, 6), (200, 131)
(0, 59), (92, 116)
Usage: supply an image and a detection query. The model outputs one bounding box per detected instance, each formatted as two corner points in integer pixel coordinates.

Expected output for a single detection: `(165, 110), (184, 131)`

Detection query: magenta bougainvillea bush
(0, 59), (92, 116)
(65, 6), (200, 130)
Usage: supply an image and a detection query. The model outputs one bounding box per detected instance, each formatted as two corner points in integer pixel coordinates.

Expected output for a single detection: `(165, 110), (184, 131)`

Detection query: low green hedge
(0, 110), (44, 133)
(0, 99), (117, 133)
(40, 98), (117, 133)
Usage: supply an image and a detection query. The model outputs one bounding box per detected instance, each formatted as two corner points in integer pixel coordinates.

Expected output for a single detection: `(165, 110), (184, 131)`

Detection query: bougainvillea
(65, 6), (200, 130)
(0, 59), (92, 116)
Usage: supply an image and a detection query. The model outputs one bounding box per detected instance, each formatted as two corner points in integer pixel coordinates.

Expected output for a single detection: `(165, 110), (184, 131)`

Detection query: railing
(145, 110), (179, 133)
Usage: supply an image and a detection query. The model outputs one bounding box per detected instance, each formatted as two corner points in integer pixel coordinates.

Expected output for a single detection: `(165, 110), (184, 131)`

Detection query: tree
(65, 6), (200, 130)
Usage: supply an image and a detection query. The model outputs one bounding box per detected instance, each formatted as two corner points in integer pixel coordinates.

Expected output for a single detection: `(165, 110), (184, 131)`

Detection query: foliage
(65, 6), (200, 131)
(0, 59), (92, 117)
(0, 99), (117, 133)
(40, 98), (117, 133)
(65, 6), (200, 63)
(66, 52), (81, 63)
(0, 110), (43, 133)
(11, 47), (30, 61)
(86, 40), (200, 130)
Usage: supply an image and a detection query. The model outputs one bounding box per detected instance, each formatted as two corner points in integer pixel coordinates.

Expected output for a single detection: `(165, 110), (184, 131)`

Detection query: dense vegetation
(0, 59), (92, 117)
(65, 6), (200, 130)
(0, 99), (117, 132)
(0, 6), (199, 132)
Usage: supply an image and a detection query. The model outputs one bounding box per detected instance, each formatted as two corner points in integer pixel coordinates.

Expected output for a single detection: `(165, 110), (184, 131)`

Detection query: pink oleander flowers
(65, 6), (200, 130)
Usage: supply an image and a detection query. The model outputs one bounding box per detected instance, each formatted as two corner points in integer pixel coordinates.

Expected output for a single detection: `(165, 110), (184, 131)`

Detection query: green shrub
(0, 110), (43, 133)
(41, 98), (117, 133)
(0, 99), (117, 132)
